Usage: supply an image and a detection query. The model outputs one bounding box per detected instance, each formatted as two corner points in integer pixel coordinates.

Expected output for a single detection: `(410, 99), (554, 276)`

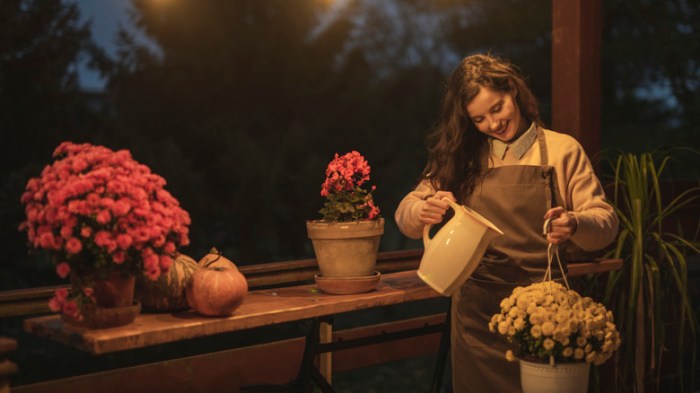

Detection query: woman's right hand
(419, 191), (456, 225)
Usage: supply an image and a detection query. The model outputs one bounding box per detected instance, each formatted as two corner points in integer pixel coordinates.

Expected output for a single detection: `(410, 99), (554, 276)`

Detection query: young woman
(395, 54), (618, 392)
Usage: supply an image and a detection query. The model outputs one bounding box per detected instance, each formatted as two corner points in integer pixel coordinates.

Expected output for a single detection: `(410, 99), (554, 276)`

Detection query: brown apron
(451, 127), (565, 393)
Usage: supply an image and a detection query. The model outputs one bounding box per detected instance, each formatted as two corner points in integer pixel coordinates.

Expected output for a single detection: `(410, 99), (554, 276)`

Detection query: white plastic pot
(520, 359), (590, 393)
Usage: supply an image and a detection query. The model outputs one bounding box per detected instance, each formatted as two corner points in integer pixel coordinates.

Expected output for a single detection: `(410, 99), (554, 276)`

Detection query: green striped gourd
(136, 253), (200, 312)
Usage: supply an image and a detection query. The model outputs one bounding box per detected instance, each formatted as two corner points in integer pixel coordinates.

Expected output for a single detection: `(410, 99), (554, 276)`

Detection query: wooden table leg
(0, 338), (18, 393)
(319, 321), (333, 385)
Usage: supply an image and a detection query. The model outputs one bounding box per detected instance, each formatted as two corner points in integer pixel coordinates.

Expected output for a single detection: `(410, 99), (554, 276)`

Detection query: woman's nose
(489, 117), (501, 131)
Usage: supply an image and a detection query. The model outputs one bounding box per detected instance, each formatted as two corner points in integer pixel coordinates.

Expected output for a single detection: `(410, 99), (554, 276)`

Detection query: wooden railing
(0, 249), (424, 319)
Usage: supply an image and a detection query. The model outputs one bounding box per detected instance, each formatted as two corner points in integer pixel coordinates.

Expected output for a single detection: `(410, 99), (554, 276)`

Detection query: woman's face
(466, 87), (524, 142)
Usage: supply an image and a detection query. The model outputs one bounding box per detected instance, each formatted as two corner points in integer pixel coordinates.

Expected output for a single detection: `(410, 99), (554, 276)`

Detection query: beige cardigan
(394, 128), (618, 252)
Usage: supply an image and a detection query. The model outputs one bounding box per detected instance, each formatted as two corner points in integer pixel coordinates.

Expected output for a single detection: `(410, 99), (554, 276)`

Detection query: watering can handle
(422, 198), (461, 249)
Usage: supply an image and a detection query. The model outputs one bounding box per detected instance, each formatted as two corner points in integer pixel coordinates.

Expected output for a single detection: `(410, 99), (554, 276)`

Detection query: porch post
(551, 0), (603, 157)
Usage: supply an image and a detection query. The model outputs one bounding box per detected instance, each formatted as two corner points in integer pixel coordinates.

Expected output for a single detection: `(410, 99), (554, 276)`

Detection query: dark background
(2, 0), (699, 292)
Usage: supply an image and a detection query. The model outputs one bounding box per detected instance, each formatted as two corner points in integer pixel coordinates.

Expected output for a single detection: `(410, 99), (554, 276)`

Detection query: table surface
(23, 270), (439, 355)
(23, 259), (622, 355)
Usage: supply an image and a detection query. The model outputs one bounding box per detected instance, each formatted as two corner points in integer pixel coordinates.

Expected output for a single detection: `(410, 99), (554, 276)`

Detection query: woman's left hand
(544, 207), (578, 244)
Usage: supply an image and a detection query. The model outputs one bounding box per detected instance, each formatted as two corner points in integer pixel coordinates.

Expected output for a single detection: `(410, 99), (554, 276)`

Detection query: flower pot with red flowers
(307, 151), (384, 294)
(19, 142), (191, 328)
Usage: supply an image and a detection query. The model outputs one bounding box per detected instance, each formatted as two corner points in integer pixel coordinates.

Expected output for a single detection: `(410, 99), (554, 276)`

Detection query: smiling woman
(395, 53), (618, 392)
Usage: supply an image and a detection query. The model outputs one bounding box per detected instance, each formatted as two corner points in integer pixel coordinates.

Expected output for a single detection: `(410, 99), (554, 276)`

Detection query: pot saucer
(314, 271), (381, 295)
(62, 301), (141, 329)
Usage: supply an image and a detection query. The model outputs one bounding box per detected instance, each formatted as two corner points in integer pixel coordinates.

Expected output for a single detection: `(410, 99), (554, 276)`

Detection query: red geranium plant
(319, 151), (380, 222)
(19, 142), (191, 319)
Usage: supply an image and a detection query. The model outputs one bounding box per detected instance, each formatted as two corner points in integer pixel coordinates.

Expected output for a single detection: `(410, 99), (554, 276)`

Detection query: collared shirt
(490, 122), (538, 161)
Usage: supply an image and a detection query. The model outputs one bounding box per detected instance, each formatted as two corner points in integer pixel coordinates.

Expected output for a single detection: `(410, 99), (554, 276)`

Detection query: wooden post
(0, 338), (18, 393)
(551, 0), (602, 157)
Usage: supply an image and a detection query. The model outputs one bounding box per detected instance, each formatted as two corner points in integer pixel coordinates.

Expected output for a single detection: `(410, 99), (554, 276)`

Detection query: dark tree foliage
(601, 0), (700, 153)
(0, 0), (110, 289)
(104, 0), (446, 265)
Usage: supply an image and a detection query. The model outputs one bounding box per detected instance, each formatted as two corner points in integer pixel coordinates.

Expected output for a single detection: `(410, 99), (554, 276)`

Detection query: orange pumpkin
(198, 247), (237, 270)
(186, 248), (248, 316)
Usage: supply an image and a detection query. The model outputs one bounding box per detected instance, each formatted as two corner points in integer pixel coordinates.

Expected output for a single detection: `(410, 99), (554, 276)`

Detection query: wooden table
(24, 270), (439, 355)
(23, 259), (622, 392)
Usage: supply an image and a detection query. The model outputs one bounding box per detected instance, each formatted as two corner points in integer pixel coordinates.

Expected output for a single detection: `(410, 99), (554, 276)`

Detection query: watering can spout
(418, 200), (503, 296)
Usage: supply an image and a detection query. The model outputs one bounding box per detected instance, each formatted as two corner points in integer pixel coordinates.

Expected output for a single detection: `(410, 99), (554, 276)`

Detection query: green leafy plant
(601, 149), (699, 392)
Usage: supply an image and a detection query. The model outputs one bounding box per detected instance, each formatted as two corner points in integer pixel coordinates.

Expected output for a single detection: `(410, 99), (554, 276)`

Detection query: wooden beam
(552, 0), (602, 157)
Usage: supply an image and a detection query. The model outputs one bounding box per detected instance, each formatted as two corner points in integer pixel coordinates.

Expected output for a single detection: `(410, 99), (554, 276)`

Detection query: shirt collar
(490, 122), (537, 160)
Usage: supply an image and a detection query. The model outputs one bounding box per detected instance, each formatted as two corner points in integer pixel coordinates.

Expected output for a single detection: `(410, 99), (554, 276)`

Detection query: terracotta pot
(306, 218), (384, 279)
(64, 273), (140, 329)
(93, 273), (136, 308)
(63, 302), (141, 330)
(519, 359), (590, 393)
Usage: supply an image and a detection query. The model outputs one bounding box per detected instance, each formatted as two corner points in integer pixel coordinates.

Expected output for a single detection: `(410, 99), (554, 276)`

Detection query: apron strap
(537, 126), (548, 166)
(537, 127), (556, 210)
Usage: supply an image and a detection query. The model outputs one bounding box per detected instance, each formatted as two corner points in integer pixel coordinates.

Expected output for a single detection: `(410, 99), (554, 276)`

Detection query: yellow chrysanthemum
(514, 317), (525, 331)
(498, 321), (509, 335)
(586, 350), (597, 363)
(530, 311), (545, 326)
(491, 280), (620, 366)
(541, 321), (555, 336)
(543, 338), (555, 350)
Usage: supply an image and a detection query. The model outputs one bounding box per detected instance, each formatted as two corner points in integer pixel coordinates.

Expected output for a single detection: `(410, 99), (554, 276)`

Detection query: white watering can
(417, 199), (504, 296)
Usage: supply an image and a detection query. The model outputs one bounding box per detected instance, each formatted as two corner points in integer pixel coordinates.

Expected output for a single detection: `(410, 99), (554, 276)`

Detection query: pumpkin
(186, 248), (248, 316)
(136, 253), (200, 312)
(198, 247), (237, 270)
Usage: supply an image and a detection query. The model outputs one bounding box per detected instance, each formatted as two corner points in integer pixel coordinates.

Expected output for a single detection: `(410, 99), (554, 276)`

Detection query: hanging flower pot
(490, 244), (622, 392)
(519, 359), (590, 393)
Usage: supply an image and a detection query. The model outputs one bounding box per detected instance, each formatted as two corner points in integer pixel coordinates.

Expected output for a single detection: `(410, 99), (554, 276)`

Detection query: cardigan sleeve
(394, 180), (436, 240)
(556, 135), (619, 251)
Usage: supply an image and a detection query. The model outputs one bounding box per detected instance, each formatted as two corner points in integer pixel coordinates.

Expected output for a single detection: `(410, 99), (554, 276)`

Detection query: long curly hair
(421, 54), (543, 202)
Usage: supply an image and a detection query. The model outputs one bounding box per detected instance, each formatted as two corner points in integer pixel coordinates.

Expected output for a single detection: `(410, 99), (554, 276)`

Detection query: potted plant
(19, 142), (191, 328)
(597, 150), (700, 392)
(489, 278), (622, 393)
(306, 151), (384, 294)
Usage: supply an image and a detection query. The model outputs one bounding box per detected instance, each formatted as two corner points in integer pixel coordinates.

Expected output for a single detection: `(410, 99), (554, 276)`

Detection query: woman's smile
(466, 87), (523, 142)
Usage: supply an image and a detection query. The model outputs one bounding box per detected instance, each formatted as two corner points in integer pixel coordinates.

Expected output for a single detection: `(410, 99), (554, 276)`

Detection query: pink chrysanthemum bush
(19, 142), (191, 319)
(489, 281), (621, 366)
(319, 151), (380, 222)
